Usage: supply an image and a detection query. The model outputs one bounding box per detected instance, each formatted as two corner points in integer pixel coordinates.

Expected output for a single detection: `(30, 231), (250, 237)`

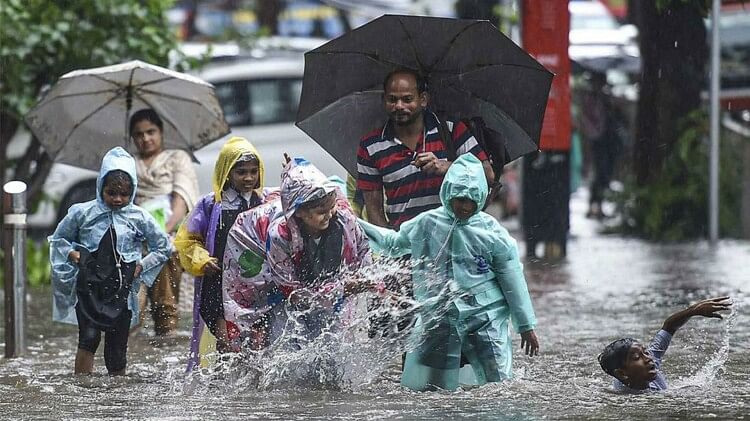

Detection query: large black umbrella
(295, 14), (553, 176)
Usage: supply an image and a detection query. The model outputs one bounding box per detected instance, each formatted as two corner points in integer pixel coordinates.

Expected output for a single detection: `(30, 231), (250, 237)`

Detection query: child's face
(616, 342), (657, 387)
(296, 194), (337, 236)
(102, 181), (132, 210)
(228, 160), (260, 193)
(450, 197), (478, 220)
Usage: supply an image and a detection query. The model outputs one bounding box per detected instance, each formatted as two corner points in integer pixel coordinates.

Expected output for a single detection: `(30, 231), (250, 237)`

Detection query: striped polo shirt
(357, 112), (488, 229)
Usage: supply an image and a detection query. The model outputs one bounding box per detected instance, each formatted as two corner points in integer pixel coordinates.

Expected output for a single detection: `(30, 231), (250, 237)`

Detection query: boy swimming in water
(598, 296), (732, 392)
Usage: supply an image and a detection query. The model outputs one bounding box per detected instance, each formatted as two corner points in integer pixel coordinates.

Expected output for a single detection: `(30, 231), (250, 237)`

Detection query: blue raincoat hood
(49, 147), (171, 327)
(96, 146), (138, 208)
(439, 154), (488, 220)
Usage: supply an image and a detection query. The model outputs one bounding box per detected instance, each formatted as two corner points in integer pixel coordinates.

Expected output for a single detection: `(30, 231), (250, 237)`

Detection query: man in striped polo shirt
(357, 69), (495, 229)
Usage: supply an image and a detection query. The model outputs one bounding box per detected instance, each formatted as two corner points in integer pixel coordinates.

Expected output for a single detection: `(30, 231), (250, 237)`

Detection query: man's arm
(482, 160), (495, 186)
(662, 296), (732, 335)
(362, 190), (389, 227)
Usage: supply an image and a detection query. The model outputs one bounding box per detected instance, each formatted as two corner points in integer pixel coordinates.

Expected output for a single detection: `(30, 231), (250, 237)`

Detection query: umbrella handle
(124, 86), (133, 143)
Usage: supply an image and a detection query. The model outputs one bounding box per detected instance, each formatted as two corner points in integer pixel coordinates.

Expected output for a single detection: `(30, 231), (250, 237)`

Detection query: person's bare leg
(214, 318), (231, 353)
(74, 349), (95, 375)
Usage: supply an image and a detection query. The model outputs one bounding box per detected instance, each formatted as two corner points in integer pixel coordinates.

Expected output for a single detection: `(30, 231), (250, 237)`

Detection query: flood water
(1, 193), (749, 420)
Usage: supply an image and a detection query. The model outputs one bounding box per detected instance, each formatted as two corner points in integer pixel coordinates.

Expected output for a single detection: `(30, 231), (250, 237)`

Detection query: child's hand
(68, 250), (81, 264)
(134, 264), (143, 278)
(202, 259), (221, 276)
(689, 296), (732, 319)
(520, 330), (540, 357)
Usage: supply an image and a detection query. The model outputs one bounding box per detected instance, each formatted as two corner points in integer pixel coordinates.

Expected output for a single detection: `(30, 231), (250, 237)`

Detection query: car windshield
(214, 78), (303, 126)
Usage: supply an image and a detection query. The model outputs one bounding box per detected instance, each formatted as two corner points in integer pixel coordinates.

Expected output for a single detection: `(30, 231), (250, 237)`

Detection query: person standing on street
(130, 108), (200, 336)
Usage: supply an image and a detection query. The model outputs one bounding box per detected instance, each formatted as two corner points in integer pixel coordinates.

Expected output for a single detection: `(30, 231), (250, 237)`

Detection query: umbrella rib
(439, 81), (538, 138)
(136, 87), (221, 116)
(395, 16), (427, 72)
(89, 73), (128, 89)
(428, 21), (485, 71)
(306, 50), (414, 71)
(33, 89), (119, 108)
(437, 62), (554, 79)
(133, 92), (194, 149)
(133, 76), (186, 89)
(60, 95), (122, 147)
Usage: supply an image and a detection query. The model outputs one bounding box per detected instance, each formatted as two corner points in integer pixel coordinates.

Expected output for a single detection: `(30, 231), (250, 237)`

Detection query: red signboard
(522, 0), (571, 151)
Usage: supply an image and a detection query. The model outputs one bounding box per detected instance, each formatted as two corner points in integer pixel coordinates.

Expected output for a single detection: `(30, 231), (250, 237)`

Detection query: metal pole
(708, 0), (721, 243)
(3, 181), (27, 358)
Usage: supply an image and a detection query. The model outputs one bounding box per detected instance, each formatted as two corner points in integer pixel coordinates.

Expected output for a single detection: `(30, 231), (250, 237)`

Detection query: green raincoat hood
(439, 153), (488, 220)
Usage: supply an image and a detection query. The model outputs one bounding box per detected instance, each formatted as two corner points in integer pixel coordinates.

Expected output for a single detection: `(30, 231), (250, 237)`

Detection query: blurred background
(2, 0), (750, 280)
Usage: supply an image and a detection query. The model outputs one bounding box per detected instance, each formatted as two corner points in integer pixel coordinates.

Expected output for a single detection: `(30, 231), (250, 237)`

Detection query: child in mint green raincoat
(359, 153), (539, 391)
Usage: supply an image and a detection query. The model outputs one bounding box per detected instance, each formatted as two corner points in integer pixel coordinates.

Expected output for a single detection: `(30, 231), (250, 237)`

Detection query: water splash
(181, 256), (471, 394)
(672, 301), (738, 389)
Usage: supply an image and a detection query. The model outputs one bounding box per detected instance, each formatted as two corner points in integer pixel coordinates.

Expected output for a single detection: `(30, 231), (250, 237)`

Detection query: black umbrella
(295, 14), (553, 175)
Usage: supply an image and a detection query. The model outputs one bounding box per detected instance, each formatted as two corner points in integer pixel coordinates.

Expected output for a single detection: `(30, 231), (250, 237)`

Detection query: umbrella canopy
(295, 14), (553, 176)
(25, 60), (230, 171)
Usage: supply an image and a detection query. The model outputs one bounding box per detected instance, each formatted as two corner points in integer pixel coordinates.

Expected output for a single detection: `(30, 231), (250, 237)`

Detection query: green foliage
(0, 0), (180, 121)
(0, 240), (51, 288)
(615, 111), (743, 241)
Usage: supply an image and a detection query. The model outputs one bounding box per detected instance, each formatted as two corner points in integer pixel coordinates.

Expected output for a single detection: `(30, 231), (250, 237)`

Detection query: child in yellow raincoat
(175, 137), (276, 371)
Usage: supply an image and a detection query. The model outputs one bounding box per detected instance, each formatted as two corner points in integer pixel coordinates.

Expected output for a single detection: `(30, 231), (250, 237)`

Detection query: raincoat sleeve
(174, 197), (213, 276)
(265, 223), (299, 296)
(357, 218), (412, 258)
(490, 223), (536, 333)
(222, 206), (277, 331)
(49, 204), (84, 321)
(137, 210), (172, 288)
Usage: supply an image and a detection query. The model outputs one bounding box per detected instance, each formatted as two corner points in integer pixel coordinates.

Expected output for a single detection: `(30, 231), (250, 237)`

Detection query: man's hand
(520, 330), (539, 357)
(69, 250), (81, 264)
(202, 258), (221, 276)
(134, 264), (143, 278)
(689, 296), (732, 319)
(412, 152), (450, 175)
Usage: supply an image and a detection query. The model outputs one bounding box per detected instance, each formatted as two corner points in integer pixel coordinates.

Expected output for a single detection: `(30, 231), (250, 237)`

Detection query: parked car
(23, 49), (347, 232)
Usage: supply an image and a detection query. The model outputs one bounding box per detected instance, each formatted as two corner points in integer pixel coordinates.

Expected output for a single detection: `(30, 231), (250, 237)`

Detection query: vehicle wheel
(57, 181), (97, 223)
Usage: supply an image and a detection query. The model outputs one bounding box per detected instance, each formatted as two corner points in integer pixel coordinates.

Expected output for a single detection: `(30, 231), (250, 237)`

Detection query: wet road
(1, 191), (748, 420)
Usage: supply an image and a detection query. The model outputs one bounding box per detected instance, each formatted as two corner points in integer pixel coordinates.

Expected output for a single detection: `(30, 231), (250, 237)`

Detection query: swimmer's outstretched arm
(661, 296), (732, 335)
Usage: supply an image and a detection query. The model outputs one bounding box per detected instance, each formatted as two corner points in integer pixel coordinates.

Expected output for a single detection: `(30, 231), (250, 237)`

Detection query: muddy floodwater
(2, 197), (748, 420)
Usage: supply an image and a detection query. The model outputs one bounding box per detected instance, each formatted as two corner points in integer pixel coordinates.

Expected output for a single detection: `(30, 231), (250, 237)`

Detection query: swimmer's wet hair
(598, 338), (637, 377)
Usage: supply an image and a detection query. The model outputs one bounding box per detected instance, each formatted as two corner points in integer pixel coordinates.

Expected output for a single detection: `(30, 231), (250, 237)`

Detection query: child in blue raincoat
(49, 147), (171, 375)
(359, 153), (540, 391)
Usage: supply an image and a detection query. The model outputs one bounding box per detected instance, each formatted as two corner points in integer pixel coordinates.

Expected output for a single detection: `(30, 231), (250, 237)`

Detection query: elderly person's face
(132, 119), (163, 158)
